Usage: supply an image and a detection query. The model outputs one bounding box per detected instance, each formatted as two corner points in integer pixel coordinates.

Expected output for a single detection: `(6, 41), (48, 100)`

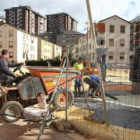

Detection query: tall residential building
(56, 30), (83, 53)
(46, 13), (77, 33)
(96, 15), (130, 66)
(38, 30), (83, 53)
(4, 6), (46, 35)
(72, 15), (130, 67)
(130, 16), (140, 55)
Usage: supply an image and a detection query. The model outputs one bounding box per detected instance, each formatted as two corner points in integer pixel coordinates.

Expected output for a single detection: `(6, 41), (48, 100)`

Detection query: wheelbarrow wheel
(54, 88), (74, 111)
(1, 101), (23, 123)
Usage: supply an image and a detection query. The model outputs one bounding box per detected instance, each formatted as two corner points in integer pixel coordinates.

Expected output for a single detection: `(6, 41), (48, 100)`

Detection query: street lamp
(85, 21), (91, 69)
(85, 22), (89, 59)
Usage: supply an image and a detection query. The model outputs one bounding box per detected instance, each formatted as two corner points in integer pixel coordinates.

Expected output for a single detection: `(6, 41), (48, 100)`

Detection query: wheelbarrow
(0, 64), (78, 123)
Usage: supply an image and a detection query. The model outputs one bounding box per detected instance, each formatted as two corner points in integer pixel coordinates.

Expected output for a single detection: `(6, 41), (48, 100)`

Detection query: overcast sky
(0, 0), (139, 33)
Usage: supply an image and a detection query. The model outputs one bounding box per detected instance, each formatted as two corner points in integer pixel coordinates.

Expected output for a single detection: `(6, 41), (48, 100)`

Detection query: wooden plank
(84, 116), (105, 124)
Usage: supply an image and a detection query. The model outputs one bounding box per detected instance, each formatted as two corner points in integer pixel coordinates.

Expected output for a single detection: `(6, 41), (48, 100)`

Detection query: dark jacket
(0, 56), (17, 78)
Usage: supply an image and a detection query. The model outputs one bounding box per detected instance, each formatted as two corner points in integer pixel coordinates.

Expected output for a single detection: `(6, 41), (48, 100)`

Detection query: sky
(0, 0), (140, 33)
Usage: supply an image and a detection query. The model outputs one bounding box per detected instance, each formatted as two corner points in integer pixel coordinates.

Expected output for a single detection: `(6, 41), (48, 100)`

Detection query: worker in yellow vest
(73, 57), (84, 97)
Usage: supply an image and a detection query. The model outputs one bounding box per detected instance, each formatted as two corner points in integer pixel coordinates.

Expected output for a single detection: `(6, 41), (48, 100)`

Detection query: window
(101, 40), (105, 45)
(9, 41), (13, 48)
(9, 52), (13, 58)
(109, 56), (113, 59)
(89, 43), (91, 49)
(0, 41), (2, 47)
(109, 39), (114, 46)
(97, 37), (105, 45)
(120, 25), (125, 33)
(108, 52), (114, 60)
(110, 25), (114, 33)
(0, 30), (2, 37)
(30, 45), (32, 50)
(9, 30), (13, 37)
(120, 39), (125, 47)
(120, 52), (125, 60)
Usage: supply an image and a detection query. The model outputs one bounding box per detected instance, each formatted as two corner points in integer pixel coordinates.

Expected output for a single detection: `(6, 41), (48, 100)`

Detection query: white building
(72, 15), (131, 67)
(72, 30), (94, 61)
(0, 23), (38, 62)
(53, 44), (62, 59)
(97, 15), (130, 66)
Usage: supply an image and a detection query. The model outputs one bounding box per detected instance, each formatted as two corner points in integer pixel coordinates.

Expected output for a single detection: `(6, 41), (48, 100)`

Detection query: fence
(53, 50), (140, 140)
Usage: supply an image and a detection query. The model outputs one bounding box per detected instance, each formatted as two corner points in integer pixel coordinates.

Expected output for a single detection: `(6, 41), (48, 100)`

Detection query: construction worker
(83, 74), (100, 98)
(73, 57), (84, 97)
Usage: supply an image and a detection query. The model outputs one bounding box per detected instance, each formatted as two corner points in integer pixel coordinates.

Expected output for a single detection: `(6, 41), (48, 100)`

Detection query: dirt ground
(0, 115), (98, 140)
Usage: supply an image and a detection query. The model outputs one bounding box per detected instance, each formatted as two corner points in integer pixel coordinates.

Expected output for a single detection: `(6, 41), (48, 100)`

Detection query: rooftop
(46, 12), (78, 23)
(4, 5), (46, 18)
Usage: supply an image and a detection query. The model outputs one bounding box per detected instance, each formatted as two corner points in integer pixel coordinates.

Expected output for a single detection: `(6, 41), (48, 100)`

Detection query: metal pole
(37, 59), (67, 140)
(85, 0), (109, 126)
(4, 35), (6, 48)
(65, 46), (69, 122)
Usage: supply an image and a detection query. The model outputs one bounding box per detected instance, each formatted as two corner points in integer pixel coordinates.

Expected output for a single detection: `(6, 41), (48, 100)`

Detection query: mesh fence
(54, 50), (140, 140)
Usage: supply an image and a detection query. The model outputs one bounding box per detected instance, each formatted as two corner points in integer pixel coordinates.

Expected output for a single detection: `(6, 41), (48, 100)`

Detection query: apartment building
(56, 30), (84, 53)
(46, 13), (77, 33)
(96, 15), (130, 66)
(4, 6), (46, 35)
(53, 44), (62, 59)
(38, 32), (57, 44)
(130, 16), (140, 55)
(72, 15), (130, 66)
(72, 30), (93, 61)
(39, 30), (83, 54)
(38, 38), (62, 60)
(0, 23), (38, 62)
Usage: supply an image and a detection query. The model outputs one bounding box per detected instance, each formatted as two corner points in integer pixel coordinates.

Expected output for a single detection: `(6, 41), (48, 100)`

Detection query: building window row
(108, 52), (125, 60)
(0, 41), (14, 48)
(109, 25), (125, 33)
(109, 39), (125, 47)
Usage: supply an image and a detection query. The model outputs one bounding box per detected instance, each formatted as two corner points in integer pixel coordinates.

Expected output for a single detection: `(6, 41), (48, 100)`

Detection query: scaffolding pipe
(85, 0), (109, 126)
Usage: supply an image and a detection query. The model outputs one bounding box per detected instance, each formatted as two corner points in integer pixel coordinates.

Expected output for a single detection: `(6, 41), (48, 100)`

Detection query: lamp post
(85, 22), (89, 60)
(85, 21), (91, 69)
